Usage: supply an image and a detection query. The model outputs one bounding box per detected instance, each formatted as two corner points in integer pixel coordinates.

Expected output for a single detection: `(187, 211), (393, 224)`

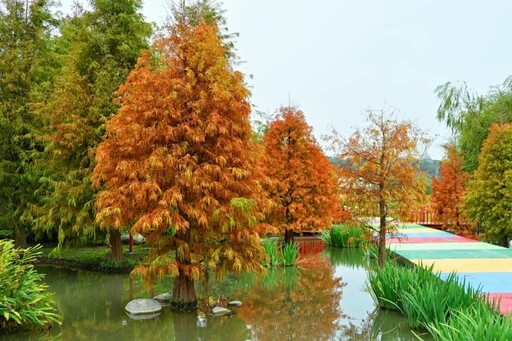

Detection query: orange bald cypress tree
(93, 20), (267, 308)
(262, 107), (340, 244)
(331, 109), (428, 266)
(431, 145), (471, 234)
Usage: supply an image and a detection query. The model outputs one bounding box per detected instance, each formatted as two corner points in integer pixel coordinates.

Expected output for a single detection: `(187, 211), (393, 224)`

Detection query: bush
(0, 240), (61, 332)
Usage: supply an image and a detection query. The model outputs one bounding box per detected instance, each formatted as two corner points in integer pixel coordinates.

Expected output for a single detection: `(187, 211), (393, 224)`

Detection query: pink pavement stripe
(386, 236), (477, 244)
(487, 293), (512, 316)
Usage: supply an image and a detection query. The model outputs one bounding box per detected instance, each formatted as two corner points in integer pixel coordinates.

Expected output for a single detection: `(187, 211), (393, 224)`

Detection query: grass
(368, 259), (509, 338)
(261, 239), (299, 267)
(321, 225), (371, 248)
(426, 301), (511, 341)
(39, 243), (149, 272)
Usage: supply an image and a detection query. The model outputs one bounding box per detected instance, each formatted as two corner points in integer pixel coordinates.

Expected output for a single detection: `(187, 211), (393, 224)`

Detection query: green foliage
(368, 261), (496, 332)
(324, 225), (371, 248)
(435, 77), (512, 173)
(261, 239), (299, 267)
(282, 243), (299, 266)
(0, 0), (59, 245)
(32, 0), (152, 247)
(427, 302), (511, 341)
(464, 124), (512, 245)
(0, 240), (61, 331)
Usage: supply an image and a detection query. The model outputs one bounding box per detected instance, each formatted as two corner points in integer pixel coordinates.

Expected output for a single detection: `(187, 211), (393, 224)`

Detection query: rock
(125, 299), (162, 320)
(228, 300), (242, 307)
(121, 233), (146, 245)
(212, 306), (231, 316)
(153, 292), (172, 305)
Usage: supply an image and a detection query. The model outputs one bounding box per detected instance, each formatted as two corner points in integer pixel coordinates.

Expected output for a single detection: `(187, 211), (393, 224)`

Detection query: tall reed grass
(261, 239), (299, 267)
(320, 225), (371, 248)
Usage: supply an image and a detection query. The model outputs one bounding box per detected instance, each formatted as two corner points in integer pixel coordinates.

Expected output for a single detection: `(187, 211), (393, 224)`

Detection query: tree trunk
(172, 228), (197, 310)
(284, 229), (294, 245)
(109, 229), (124, 263)
(14, 226), (27, 249)
(378, 200), (387, 267)
(172, 272), (197, 310)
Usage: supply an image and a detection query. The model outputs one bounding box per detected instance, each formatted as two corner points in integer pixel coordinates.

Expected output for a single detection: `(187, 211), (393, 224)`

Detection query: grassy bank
(368, 260), (510, 340)
(37, 243), (149, 273)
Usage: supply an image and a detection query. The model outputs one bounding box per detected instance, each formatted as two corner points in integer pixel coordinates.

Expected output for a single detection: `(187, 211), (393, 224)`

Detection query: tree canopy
(464, 124), (512, 245)
(331, 109), (428, 266)
(431, 145), (471, 235)
(262, 107), (340, 244)
(93, 18), (267, 307)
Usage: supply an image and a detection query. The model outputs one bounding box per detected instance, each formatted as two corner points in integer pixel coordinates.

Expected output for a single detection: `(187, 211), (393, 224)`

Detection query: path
(384, 223), (512, 315)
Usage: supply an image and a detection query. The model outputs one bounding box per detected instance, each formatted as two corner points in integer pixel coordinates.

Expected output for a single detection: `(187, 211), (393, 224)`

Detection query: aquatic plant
(282, 242), (299, 266)
(261, 239), (282, 267)
(426, 301), (511, 341)
(324, 225), (371, 248)
(0, 240), (61, 331)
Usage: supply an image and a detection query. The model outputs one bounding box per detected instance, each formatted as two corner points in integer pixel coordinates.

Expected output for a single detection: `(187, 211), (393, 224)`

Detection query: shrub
(0, 240), (61, 332)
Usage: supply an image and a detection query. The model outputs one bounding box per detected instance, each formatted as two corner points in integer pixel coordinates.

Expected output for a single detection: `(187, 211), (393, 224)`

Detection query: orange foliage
(431, 145), (472, 235)
(93, 20), (267, 292)
(262, 107), (340, 242)
(331, 109), (428, 266)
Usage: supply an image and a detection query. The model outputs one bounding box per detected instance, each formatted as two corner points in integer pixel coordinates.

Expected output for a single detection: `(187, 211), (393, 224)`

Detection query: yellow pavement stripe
(410, 258), (512, 273)
(395, 228), (440, 233)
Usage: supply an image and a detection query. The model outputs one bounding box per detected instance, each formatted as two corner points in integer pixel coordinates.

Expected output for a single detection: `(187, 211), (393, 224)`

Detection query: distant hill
(328, 157), (440, 179)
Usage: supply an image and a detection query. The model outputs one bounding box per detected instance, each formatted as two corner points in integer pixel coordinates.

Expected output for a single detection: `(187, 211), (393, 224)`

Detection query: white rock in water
(228, 300), (242, 307)
(125, 299), (162, 316)
(153, 292), (173, 302)
(212, 306), (231, 316)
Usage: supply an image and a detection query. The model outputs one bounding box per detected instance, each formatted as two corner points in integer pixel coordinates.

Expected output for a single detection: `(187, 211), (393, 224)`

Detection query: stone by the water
(125, 299), (162, 318)
(228, 300), (242, 307)
(153, 292), (173, 303)
(212, 306), (231, 316)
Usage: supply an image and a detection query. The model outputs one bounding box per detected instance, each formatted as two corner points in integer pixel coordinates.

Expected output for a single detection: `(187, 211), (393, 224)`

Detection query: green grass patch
(368, 260), (506, 337)
(261, 239), (299, 267)
(39, 243), (149, 271)
(426, 301), (511, 341)
(322, 225), (371, 248)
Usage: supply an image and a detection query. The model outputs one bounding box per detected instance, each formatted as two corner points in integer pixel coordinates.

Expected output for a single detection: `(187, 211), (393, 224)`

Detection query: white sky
(58, 0), (512, 159)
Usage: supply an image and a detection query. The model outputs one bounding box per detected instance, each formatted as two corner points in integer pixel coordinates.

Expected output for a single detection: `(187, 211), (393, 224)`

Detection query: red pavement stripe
(386, 237), (477, 244)
(487, 293), (512, 315)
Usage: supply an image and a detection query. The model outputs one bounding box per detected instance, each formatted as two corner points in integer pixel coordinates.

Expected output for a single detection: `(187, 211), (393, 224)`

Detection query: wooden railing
(409, 208), (441, 226)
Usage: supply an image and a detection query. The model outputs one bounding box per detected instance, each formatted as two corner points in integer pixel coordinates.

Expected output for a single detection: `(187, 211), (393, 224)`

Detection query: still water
(4, 248), (423, 341)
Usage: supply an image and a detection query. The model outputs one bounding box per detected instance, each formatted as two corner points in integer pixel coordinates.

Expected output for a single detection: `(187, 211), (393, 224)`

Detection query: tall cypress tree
(33, 0), (151, 260)
(0, 0), (58, 247)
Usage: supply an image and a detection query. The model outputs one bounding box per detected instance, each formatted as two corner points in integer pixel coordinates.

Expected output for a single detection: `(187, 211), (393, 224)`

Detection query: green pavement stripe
(396, 248), (512, 259)
(389, 242), (503, 251)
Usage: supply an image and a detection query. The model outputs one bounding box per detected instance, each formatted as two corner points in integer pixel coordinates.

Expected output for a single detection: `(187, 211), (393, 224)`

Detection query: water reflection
(2, 248), (422, 340)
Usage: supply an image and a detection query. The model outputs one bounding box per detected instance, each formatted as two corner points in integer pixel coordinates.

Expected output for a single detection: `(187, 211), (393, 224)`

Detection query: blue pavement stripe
(439, 272), (512, 294)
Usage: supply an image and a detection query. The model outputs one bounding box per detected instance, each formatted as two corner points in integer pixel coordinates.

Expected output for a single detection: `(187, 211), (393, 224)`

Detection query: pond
(4, 248), (425, 340)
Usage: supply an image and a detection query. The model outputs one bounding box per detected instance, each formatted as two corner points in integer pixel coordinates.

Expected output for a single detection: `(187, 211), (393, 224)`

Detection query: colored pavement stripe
(488, 293), (512, 315)
(387, 236), (476, 244)
(385, 223), (512, 315)
(389, 242), (501, 251)
(439, 272), (512, 293)
(410, 258), (512, 273)
(399, 248), (512, 259)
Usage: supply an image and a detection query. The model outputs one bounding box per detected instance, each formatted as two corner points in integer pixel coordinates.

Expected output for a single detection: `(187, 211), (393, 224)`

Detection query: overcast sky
(59, 0), (512, 159)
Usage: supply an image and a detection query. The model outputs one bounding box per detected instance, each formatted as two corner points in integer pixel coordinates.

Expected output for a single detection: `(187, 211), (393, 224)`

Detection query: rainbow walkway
(385, 223), (512, 315)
